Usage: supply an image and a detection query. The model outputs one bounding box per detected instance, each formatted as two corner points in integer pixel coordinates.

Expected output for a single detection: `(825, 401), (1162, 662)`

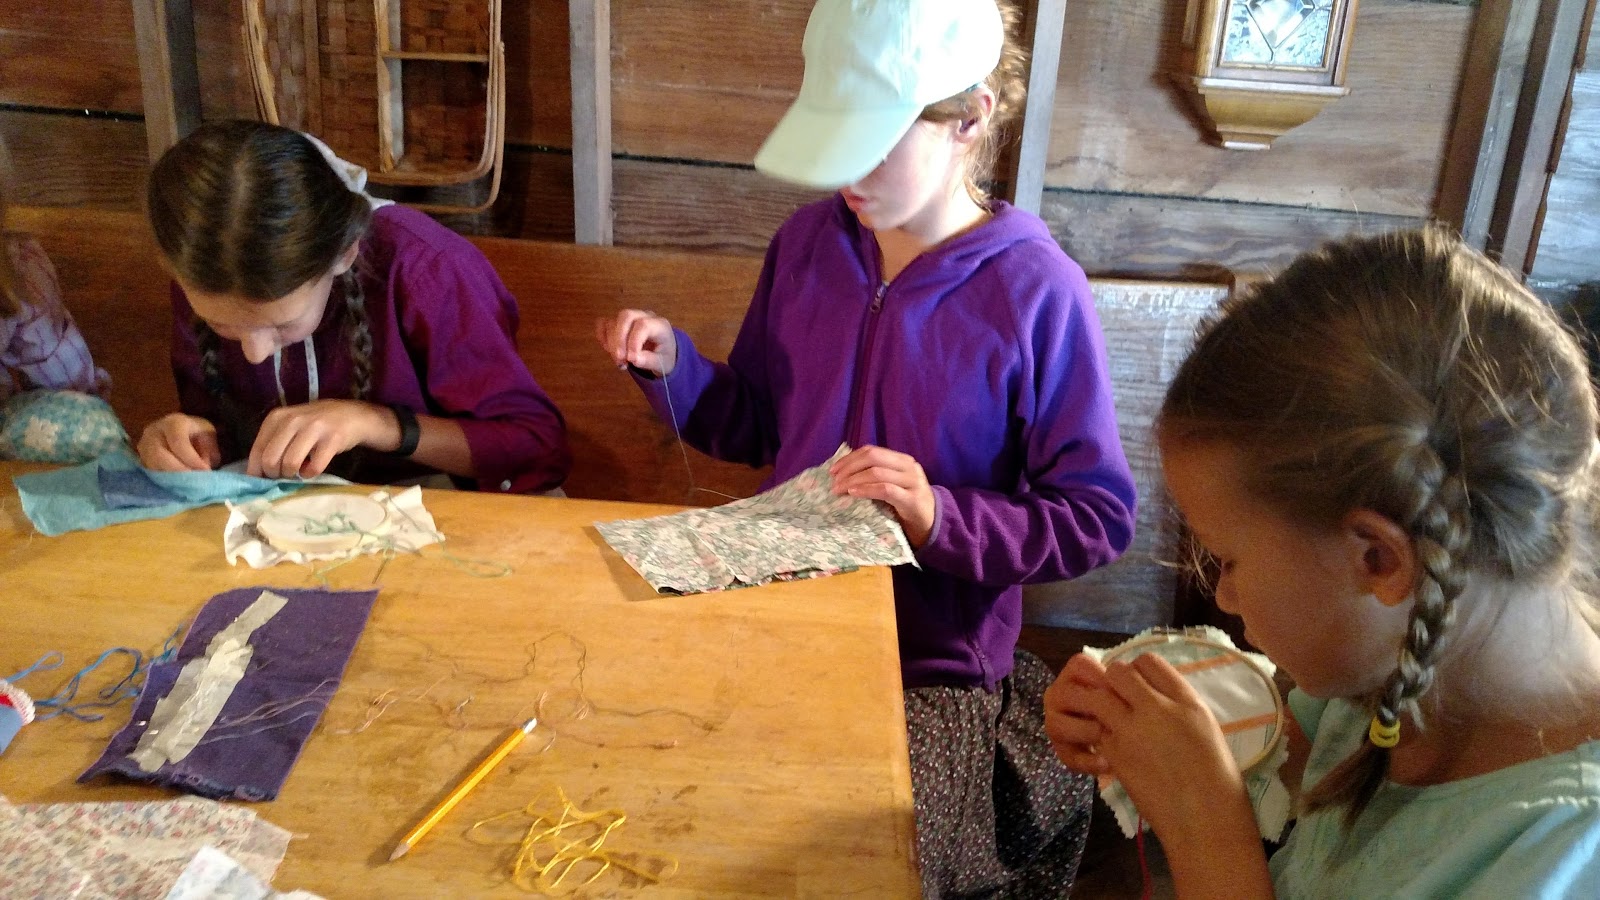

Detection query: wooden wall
(1529, 5), (1600, 300)
(2, 0), (1487, 279)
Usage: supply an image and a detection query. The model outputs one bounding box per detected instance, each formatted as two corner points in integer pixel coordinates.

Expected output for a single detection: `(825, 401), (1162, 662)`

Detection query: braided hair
(148, 120), (375, 401)
(1158, 225), (1599, 821)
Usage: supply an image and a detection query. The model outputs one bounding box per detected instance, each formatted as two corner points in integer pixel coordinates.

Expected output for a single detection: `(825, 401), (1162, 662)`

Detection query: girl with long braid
(1045, 226), (1600, 897)
(138, 120), (570, 492)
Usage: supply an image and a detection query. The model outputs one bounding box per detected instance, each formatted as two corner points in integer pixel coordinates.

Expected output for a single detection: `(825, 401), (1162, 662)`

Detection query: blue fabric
(13, 450), (319, 536)
(98, 466), (184, 509)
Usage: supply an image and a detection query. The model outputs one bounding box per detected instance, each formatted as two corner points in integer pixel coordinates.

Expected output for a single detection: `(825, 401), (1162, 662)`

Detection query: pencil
(388, 717), (537, 862)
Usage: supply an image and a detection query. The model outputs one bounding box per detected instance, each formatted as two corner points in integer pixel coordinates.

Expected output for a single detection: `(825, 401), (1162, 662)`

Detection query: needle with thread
(389, 717), (538, 861)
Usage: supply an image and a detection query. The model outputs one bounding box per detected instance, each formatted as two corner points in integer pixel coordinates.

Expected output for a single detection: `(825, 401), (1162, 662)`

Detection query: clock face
(1221, 0), (1337, 69)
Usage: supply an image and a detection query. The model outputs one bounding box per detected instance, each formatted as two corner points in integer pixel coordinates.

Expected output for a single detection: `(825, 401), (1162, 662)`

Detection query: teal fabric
(1271, 689), (1600, 898)
(0, 390), (129, 464)
(13, 450), (318, 536)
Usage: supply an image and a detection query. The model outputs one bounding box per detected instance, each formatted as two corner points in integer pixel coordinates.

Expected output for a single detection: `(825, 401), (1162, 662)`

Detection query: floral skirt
(904, 650), (1093, 899)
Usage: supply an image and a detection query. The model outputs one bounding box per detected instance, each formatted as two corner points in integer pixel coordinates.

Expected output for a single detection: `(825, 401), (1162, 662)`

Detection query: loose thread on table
(10, 627), (183, 721)
(326, 630), (723, 749)
(466, 786), (680, 895)
(658, 366), (742, 504)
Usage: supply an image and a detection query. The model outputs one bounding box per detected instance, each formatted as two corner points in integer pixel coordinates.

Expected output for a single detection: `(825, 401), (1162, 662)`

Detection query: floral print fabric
(0, 795), (291, 899)
(596, 445), (915, 594)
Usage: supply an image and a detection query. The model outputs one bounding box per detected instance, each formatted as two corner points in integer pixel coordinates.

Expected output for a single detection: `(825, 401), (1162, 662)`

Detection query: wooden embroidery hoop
(256, 492), (388, 555)
(1102, 627), (1286, 773)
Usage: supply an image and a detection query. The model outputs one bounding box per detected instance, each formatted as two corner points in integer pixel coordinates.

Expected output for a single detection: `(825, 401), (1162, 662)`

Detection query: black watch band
(388, 404), (421, 457)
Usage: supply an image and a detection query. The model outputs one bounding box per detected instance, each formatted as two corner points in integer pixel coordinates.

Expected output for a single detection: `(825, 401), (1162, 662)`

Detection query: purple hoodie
(636, 195), (1136, 690)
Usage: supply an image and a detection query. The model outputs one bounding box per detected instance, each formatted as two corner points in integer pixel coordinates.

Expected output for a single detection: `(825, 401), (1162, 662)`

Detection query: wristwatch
(388, 404), (421, 457)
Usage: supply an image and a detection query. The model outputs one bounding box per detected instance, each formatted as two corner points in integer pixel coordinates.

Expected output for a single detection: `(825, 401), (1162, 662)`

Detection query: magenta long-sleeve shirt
(171, 205), (570, 493)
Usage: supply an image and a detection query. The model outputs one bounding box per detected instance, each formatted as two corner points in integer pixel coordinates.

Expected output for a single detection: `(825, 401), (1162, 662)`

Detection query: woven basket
(243, 0), (505, 213)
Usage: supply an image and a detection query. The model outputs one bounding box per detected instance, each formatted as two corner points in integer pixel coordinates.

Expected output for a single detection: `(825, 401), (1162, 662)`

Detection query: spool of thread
(0, 678), (35, 753)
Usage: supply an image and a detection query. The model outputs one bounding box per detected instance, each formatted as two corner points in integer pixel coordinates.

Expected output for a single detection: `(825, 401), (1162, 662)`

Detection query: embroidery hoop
(256, 493), (388, 555)
(1102, 627), (1286, 773)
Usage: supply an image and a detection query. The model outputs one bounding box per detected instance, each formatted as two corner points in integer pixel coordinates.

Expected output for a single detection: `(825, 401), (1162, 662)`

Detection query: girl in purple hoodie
(598, 1), (1135, 894)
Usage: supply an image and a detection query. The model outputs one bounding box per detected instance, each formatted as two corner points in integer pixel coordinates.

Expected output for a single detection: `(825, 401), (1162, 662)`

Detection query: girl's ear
(953, 87), (997, 146)
(331, 240), (360, 277)
(1342, 508), (1418, 607)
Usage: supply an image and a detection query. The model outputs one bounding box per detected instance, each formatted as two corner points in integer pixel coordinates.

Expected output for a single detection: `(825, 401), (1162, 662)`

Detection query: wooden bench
(11, 205), (1227, 640)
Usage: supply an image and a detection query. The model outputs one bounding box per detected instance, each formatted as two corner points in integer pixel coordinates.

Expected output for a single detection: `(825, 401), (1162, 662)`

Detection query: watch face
(1221, 0), (1337, 69)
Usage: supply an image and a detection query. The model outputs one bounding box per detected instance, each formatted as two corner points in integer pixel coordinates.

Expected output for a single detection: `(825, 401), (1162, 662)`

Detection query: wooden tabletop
(0, 464), (919, 897)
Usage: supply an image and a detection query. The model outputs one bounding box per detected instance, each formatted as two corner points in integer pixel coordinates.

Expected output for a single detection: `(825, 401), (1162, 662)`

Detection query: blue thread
(5, 651), (64, 683)
(13, 627), (185, 722)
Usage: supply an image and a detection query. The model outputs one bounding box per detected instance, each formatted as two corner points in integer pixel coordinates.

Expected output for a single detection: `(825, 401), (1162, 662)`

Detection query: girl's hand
(138, 413), (223, 471)
(829, 445), (936, 547)
(1074, 652), (1245, 837)
(1043, 653), (1116, 776)
(249, 399), (392, 479)
(596, 309), (678, 377)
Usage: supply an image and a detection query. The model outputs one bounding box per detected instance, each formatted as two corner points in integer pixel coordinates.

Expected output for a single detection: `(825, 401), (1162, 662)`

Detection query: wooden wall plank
(0, 111), (148, 210)
(1494, 0), (1593, 274)
(1048, 0), (1474, 217)
(0, 34), (144, 113)
(1041, 189), (1421, 279)
(0, 2), (143, 113)
(604, 157), (1422, 279)
(1528, 9), (1600, 287)
(1004, 0), (1068, 214)
(611, 158), (825, 255)
(131, 0), (203, 159)
(569, 0), (612, 244)
(610, 0), (806, 163)
(1436, 0), (1541, 246)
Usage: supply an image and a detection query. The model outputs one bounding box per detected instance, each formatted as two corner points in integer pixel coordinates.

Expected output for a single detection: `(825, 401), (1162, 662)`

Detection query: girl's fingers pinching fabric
(138, 413), (221, 472)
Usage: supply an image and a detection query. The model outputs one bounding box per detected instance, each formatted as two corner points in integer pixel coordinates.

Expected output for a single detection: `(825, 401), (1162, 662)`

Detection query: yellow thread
(467, 787), (680, 895)
(1369, 715), (1401, 748)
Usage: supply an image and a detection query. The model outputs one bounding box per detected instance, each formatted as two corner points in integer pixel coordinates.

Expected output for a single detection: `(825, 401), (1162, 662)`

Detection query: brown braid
(340, 268), (373, 400)
(195, 318), (226, 398)
(1158, 225), (1600, 823)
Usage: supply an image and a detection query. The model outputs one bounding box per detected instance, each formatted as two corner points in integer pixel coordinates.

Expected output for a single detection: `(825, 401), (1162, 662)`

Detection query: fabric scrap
(79, 587), (379, 801)
(225, 486), (444, 568)
(1084, 626), (1292, 841)
(0, 794), (292, 900)
(130, 591), (288, 772)
(14, 449), (344, 536)
(595, 444), (916, 595)
(163, 845), (324, 900)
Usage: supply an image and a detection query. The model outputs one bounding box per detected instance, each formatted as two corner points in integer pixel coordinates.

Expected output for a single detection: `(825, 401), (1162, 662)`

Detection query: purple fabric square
(78, 586), (379, 801)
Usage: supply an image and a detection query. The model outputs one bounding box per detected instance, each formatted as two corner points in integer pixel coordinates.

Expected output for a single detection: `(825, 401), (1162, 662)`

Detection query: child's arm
(2, 236), (110, 397)
(605, 241), (787, 470)
(390, 245), (571, 493)
(912, 268), (1137, 585)
(1046, 652), (1276, 900)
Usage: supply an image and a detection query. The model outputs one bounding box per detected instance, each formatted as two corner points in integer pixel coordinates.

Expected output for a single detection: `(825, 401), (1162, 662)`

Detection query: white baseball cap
(754, 0), (1004, 190)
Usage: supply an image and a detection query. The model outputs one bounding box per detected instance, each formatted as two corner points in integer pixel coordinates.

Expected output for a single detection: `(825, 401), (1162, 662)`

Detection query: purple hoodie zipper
(844, 279), (889, 445)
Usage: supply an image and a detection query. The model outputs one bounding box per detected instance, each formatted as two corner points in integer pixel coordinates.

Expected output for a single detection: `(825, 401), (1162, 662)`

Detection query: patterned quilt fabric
(595, 445), (916, 594)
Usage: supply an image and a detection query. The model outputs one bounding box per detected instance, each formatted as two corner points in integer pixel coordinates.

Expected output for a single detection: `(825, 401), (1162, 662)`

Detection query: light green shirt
(1270, 690), (1600, 899)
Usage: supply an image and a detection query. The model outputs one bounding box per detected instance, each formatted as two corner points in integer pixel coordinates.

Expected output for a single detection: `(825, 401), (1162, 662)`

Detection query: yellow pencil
(389, 717), (537, 861)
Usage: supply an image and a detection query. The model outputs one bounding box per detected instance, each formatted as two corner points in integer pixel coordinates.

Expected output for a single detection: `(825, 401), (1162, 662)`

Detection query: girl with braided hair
(1045, 226), (1600, 897)
(138, 120), (570, 492)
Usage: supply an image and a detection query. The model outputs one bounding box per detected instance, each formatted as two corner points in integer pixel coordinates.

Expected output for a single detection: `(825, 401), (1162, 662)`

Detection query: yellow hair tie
(1369, 715), (1401, 748)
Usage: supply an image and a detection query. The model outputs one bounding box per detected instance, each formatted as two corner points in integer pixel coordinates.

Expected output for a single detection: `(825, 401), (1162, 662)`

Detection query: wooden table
(0, 464), (919, 897)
